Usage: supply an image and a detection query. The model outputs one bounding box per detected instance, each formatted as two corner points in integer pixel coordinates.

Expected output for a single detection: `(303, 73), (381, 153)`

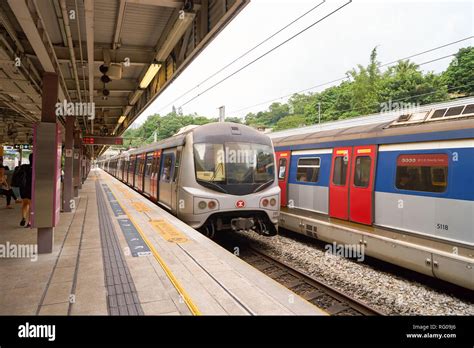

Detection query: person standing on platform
(14, 153), (33, 227)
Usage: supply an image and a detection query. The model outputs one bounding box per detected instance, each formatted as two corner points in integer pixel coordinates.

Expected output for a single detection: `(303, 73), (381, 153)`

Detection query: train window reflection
(194, 143), (225, 182)
(161, 154), (173, 182)
(278, 158), (287, 180)
(396, 154), (448, 192)
(353, 156), (371, 188)
(194, 142), (274, 185)
(333, 156), (347, 186)
(296, 157), (320, 183)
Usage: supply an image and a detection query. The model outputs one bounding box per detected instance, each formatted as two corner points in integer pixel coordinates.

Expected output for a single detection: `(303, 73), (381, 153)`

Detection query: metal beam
(59, 0), (82, 103)
(125, 0), (184, 8)
(84, 0), (95, 133)
(113, 0), (127, 50)
(64, 78), (137, 90)
(7, 0), (67, 102)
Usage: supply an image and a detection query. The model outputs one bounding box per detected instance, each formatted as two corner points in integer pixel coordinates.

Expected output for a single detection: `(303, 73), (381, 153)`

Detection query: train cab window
(395, 154), (448, 193)
(278, 158), (287, 180)
(353, 156), (371, 188)
(296, 157), (320, 183)
(194, 143), (226, 182)
(332, 156), (347, 186)
(161, 154), (174, 182)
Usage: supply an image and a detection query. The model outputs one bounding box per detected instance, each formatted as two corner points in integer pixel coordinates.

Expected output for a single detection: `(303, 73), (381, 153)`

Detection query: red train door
(275, 151), (290, 207)
(329, 147), (352, 220)
(349, 145), (376, 225)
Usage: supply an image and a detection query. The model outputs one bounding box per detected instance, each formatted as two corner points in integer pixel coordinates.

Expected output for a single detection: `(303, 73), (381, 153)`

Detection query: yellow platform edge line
(104, 181), (201, 316)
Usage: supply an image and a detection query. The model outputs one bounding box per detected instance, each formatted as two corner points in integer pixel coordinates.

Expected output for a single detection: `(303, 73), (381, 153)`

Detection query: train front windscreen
(194, 142), (275, 195)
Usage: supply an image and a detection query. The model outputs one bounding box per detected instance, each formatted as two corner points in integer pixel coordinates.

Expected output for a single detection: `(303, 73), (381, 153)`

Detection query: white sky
(133, 0), (474, 127)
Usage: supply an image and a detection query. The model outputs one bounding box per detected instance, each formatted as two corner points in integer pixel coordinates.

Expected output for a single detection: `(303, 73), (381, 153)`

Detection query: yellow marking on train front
(131, 201), (150, 212)
(105, 185), (200, 315)
(150, 219), (189, 244)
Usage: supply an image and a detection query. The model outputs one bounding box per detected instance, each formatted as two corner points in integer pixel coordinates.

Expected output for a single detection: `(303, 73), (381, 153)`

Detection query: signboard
(14, 144), (31, 150)
(83, 136), (123, 145)
(397, 154), (448, 167)
(65, 149), (73, 157)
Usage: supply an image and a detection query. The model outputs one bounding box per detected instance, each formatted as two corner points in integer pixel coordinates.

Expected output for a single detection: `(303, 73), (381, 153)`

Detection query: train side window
(395, 154), (448, 193)
(161, 154), (173, 182)
(332, 156), (347, 186)
(353, 156), (371, 188)
(278, 158), (287, 180)
(145, 154), (153, 176)
(153, 156), (160, 176)
(296, 157), (320, 183)
(173, 150), (181, 183)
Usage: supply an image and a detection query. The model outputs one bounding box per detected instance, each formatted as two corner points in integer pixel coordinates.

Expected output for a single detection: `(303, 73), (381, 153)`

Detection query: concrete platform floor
(0, 169), (325, 316)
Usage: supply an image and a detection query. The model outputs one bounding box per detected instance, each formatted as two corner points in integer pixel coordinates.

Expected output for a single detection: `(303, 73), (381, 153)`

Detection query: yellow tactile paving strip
(131, 201), (151, 212)
(150, 219), (189, 244)
(105, 178), (200, 315)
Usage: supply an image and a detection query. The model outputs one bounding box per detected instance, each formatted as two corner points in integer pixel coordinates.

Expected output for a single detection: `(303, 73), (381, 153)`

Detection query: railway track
(242, 246), (385, 316)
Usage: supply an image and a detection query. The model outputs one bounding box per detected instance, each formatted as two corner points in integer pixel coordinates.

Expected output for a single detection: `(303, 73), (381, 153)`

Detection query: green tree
(273, 114), (306, 131)
(442, 46), (474, 95)
(379, 60), (448, 109)
(347, 47), (382, 115)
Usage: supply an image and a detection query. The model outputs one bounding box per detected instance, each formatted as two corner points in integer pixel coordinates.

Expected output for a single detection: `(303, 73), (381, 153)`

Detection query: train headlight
(260, 195), (279, 210)
(194, 198), (219, 214)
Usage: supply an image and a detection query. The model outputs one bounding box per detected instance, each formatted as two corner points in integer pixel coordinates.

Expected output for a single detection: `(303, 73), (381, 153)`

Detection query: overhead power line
(228, 36), (473, 115)
(179, 0), (353, 108)
(157, 0), (328, 113)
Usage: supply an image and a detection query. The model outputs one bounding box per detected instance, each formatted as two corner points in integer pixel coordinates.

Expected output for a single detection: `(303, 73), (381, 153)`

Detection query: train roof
(105, 122), (273, 161)
(270, 97), (474, 148)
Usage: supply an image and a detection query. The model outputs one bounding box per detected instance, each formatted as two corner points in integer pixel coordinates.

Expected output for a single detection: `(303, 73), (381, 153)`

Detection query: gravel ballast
(237, 230), (474, 315)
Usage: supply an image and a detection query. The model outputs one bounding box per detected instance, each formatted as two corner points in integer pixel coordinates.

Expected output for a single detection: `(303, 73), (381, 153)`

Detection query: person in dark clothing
(18, 154), (33, 227)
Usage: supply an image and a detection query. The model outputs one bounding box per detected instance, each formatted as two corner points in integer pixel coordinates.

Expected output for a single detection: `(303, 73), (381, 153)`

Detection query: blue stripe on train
(288, 153), (332, 187)
(375, 147), (474, 201)
(274, 128), (474, 152)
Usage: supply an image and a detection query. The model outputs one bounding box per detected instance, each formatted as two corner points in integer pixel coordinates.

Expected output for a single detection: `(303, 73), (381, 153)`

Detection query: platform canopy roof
(0, 0), (249, 156)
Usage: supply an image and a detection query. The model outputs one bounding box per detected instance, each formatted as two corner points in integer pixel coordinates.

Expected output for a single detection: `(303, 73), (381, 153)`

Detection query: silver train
(98, 122), (280, 237)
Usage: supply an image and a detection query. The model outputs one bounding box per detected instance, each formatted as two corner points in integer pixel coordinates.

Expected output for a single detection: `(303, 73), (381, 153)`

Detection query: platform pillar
(35, 72), (59, 254)
(62, 116), (75, 212)
(73, 129), (81, 197)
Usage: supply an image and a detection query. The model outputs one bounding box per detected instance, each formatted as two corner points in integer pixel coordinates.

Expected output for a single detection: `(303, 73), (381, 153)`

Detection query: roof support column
(73, 130), (82, 197)
(62, 116), (75, 212)
(34, 72), (59, 254)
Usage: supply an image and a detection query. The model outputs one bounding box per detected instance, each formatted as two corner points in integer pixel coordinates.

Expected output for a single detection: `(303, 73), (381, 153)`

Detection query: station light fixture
(118, 115), (126, 124)
(139, 61), (162, 89)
